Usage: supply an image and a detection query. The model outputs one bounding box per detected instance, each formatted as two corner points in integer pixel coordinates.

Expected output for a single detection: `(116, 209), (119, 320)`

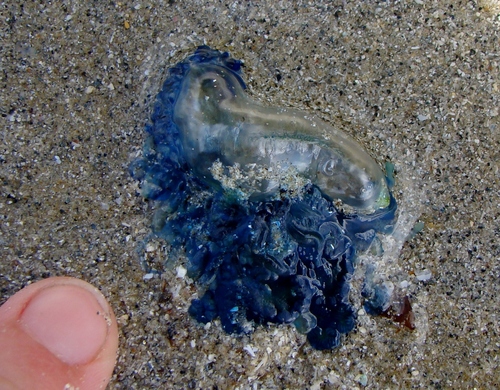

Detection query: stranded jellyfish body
(173, 51), (390, 211)
(131, 46), (397, 349)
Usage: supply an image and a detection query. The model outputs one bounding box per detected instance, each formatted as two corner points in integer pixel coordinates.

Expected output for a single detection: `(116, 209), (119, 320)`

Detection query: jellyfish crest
(170, 47), (391, 212)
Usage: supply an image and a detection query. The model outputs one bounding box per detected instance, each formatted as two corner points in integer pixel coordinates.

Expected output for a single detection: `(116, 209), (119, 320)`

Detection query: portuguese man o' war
(131, 46), (398, 350)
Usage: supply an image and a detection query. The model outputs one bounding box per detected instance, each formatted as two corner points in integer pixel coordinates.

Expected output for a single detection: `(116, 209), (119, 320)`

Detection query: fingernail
(19, 284), (110, 366)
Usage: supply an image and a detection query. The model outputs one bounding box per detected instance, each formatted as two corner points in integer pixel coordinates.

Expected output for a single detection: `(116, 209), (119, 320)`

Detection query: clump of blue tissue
(131, 46), (397, 350)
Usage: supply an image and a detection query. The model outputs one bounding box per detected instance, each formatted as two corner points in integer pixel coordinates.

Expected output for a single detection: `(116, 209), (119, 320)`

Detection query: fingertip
(19, 284), (109, 365)
(0, 277), (119, 390)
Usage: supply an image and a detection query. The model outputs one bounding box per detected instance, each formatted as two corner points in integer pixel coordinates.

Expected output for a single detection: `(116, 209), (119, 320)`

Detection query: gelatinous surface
(173, 47), (390, 211)
(131, 46), (397, 350)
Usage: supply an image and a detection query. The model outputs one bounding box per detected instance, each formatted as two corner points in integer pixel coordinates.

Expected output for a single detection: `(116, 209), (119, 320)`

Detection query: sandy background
(1, 0), (499, 388)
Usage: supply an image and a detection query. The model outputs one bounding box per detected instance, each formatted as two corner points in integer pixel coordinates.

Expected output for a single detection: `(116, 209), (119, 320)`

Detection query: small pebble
(416, 269), (432, 282)
(357, 373), (368, 386)
(176, 265), (187, 279)
(243, 344), (257, 357)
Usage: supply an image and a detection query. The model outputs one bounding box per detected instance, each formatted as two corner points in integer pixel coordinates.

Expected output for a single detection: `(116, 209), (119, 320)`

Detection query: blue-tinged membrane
(131, 46), (397, 350)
